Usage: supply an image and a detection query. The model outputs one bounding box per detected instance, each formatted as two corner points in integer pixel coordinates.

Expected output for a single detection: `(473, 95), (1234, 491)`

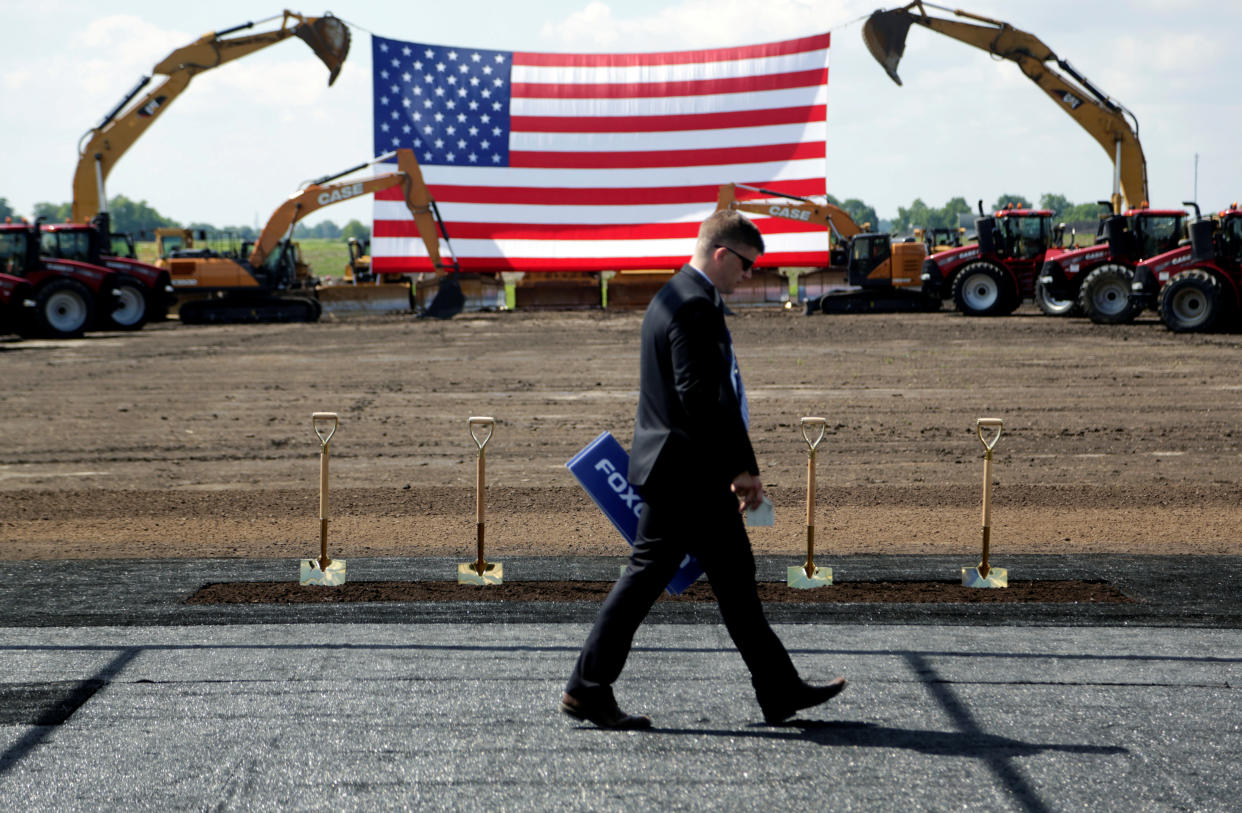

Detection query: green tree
(940, 196), (972, 229)
(893, 198), (933, 234)
(839, 198), (878, 231)
(32, 201), (72, 223)
(293, 219), (342, 239)
(109, 195), (179, 236)
(1039, 193), (1074, 217)
(0, 197), (15, 221)
(341, 219), (371, 242)
(991, 194), (1033, 211)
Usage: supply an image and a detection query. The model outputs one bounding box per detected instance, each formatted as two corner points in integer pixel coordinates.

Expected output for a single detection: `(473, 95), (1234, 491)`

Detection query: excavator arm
(72, 10), (350, 223)
(716, 183), (863, 245)
(864, 1), (1148, 212)
(249, 149), (457, 274)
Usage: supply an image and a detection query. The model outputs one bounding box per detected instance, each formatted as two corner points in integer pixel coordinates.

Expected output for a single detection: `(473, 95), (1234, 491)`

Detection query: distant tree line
(2, 195), (371, 243)
(888, 194), (1116, 234)
(5, 190), (1120, 244)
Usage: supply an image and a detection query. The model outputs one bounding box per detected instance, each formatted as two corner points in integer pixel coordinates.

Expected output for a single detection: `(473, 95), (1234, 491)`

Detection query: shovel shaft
(980, 453), (993, 530)
(320, 518), (330, 567)
(806, 448), (816, 572)
(976, 416), (1001, 579)
(320, 444), (330, 520)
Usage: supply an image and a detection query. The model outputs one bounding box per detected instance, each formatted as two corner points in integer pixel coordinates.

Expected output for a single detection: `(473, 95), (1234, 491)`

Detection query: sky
(4, 0), (1240, 231)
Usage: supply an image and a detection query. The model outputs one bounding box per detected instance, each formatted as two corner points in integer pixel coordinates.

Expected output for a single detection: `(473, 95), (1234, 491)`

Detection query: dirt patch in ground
(186, 579), (1130, 605)
(2, 305), (1241, 561)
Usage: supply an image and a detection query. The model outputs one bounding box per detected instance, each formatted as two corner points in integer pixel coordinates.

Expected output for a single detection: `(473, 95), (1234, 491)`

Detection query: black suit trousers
(566, 480), (799, 702)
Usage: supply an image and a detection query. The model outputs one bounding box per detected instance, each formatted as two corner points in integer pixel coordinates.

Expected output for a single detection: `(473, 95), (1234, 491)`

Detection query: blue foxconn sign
(566, 432), (703, 595)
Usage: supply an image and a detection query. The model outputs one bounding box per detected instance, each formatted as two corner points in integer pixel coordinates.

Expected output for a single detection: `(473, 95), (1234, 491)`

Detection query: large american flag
(370, 32), (830, 273)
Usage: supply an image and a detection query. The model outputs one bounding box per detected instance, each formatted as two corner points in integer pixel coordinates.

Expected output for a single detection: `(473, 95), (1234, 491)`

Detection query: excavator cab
(847, 234), (893, 285)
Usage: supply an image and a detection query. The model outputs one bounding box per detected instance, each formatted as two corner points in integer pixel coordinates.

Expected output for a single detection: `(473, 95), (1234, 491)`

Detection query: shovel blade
(787, 565), (833, 589)
(961, 566), (1008, 588)
(457, 561), (503, 586)
(300, 558), (346, 586)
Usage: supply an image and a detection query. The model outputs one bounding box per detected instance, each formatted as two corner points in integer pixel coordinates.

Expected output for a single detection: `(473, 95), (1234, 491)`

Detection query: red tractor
(1129, 203), (1242, 333)
(0, 223), (136, 339)
(921, 202), (1072, 316)
(39, 218), (174, 328)
(0, 272), (34, 336)
(1035, 204), (1187, 322)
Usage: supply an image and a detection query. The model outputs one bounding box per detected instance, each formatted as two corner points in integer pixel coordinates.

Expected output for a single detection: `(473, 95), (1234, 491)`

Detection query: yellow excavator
(72, 10), (350, 229)
(157, 148), (463, 322)
(716, 183), (935, 313)
(863, 2), (1148, 213)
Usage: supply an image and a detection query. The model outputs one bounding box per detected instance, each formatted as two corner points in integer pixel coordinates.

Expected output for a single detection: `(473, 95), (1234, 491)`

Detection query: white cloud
(540, 0), (857, 50)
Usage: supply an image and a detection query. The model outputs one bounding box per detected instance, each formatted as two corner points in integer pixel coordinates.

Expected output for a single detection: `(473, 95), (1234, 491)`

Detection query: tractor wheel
(32, 278), (94, 339)
(1034, 278), (1080, 317)
(103, 276), (149, 331)
(1078, 264), (1137, 324)
(952, 262), (1013, 316)
(1159, 269), (1225, 333)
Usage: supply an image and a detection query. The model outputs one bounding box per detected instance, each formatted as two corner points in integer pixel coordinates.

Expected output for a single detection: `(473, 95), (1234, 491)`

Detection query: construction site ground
(4, 303), (1241, 810)
(2, 302), (1240, 563)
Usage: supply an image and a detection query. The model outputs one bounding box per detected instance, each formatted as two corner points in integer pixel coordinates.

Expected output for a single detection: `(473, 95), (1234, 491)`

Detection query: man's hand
(731, 472), (765, 513)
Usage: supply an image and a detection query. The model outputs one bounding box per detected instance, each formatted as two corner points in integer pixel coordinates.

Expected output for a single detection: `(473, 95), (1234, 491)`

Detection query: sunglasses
(716, 244), (756, 272)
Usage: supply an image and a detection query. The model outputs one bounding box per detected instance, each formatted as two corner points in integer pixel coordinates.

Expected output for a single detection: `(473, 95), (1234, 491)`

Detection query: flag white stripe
(511, 85), (828, 117)
(375, 199), (830, 226)
(511, 50), (829, 86)
(508, 121), (826, 152)
(373, 157), (826, 190)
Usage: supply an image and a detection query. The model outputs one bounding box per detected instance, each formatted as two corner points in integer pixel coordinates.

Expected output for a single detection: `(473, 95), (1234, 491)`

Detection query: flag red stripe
(512, 68), (827, 99)
(374, 178), (827, 206)
(512, 33), (830, 67)
(373, 252), (826, 273)
(511, 104), (826, 133)
(373, 218), (825, 240)
(509, 141), (823, 169)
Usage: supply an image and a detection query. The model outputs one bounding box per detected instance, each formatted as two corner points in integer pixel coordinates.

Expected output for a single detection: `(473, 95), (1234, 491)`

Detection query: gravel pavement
(0, 555), (1239, 810)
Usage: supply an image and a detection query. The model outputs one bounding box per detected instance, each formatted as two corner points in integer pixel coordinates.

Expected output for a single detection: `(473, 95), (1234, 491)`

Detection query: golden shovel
(962, 417), (1008, 588)
(300, 412), (346, 586)
(788, 417), (833, 589)
(458, 416), (503, 585)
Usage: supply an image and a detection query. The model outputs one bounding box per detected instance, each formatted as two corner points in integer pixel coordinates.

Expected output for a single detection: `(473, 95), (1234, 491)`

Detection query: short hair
(696, 209), (765, 256)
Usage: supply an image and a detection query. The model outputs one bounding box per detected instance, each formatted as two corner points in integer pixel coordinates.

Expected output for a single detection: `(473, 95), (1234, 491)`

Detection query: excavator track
(177, 295), (321, 325)
(807, 289), (941, 315)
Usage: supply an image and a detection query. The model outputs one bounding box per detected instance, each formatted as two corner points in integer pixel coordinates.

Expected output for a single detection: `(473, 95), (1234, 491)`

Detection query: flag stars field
(369, 33), (830, 273)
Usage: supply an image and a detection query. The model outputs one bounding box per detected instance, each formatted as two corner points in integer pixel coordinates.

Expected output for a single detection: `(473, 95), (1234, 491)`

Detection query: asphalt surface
(0, 555), (1239, 810)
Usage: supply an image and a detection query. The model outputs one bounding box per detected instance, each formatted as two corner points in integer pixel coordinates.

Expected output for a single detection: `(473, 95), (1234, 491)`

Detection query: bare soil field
(2, 304), (1240, 562)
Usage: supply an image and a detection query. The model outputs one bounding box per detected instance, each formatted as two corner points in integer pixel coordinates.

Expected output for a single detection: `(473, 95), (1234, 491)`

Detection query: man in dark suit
(561, 210), (846, 729)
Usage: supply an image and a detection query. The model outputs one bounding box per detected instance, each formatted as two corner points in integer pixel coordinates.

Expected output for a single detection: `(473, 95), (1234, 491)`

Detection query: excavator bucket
(295, 14), (351, 85)
(862, 9), (914, 86)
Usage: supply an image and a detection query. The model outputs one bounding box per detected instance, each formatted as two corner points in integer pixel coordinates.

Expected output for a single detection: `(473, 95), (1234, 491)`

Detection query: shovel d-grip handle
(975, 417), (1003, 577)
(468, 417), (495, 574)
(801, 417), (827, 577)
(312, 412), (339, 570)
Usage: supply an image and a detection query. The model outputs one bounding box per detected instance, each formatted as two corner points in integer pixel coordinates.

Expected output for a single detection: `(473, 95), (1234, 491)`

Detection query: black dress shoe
(560, 692), (652, 730)
(759, 677), (847, 724)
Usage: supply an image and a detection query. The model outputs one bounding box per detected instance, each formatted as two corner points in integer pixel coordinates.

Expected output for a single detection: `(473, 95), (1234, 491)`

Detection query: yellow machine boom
(250, 149), (453, 274)
(863, 2), (1148, 213)
(73, 10), (350, 224)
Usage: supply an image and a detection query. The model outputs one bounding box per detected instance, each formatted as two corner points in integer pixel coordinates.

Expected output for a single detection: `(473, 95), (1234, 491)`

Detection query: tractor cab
(1212, 208), (1242, 266)
(1100, 207), (1187, 263)
(0, 225), (38, 275)
(38, 224), (95, 263)
(915, 226), (965, 254)
(990, 209), (1056, 260)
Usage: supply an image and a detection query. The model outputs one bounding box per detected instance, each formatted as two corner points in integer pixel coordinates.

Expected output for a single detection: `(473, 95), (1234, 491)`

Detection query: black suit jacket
(628, 265), (758, 492)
